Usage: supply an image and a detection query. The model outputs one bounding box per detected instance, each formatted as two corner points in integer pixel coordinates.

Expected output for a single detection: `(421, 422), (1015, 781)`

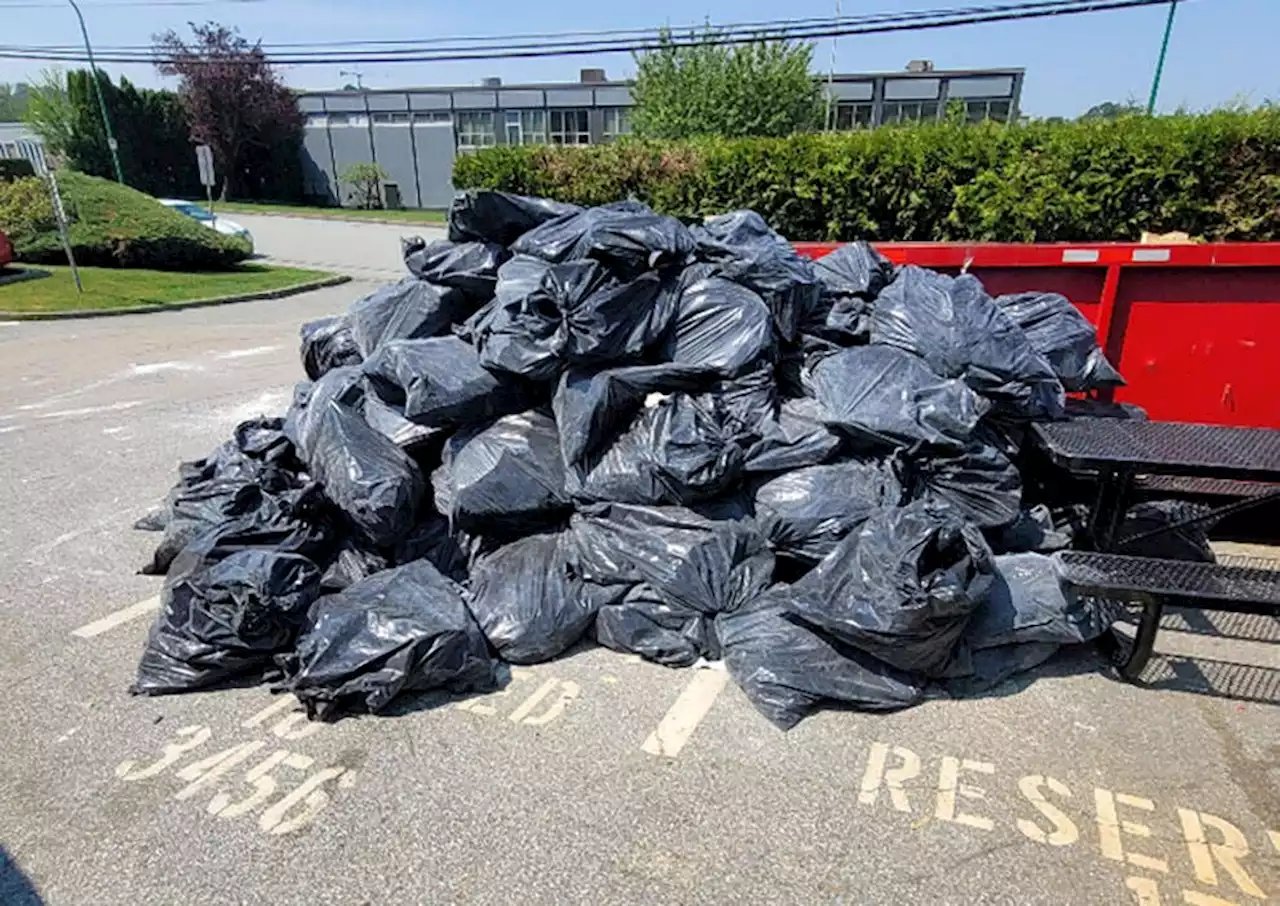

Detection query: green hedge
(453, 109), (1280, 242)
(1, 172), (250, 269)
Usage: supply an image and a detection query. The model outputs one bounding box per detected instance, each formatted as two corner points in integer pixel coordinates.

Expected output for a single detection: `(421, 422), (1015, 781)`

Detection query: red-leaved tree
(154, 23), (302, 201)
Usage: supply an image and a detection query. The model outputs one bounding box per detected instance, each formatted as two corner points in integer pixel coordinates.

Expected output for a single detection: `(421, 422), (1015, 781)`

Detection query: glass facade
(455, 111), (496, 149)
(602, 107), (631, 141)
(549, 109), (590, 145)
(834, 102), (874, 129)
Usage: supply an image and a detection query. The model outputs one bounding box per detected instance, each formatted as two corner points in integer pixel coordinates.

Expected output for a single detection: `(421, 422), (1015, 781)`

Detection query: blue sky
(0, 0), (1273, 117)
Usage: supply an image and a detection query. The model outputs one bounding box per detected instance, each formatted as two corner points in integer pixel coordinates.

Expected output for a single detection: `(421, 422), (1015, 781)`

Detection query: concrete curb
(224, 209), (447, 228)
(0, 273), (351, 322)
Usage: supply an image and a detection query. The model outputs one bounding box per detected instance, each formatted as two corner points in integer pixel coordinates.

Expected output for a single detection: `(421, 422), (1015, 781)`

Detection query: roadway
(0, 214), (1276, 906)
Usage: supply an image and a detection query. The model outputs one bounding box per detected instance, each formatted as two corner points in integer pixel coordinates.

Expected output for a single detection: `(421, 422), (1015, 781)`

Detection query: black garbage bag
(465, 256), (670, 380)
(347, 277), (468, 357)
(911, 424), (1023, 529)
(743, 397), (844, 474)
(720, 600), (924, 730)
(361, 392), (440, 453)
(468, 531), (626, 664)
(448, 189), (582, 246)
(133, 549), (322, 695)
(511, 200), (696, 277)
(567, 392), (745, 506)
(812, 241), (895, 302)
(811, 345), (989, 452)
(990, 505), (1075, 554)
(401, 236), (509, 303)
(275, 560), (498, 720)
(871, 267), (1065, 419)
(568, 502), (774, 665)
(783, 500), (996, 676)
(691, 210), (820, 342)
(392, 513), (470, 582)
(552, 361), (712, 468)
(433, 409), (569, 533)
(755, 458), (905, 565)
(299, 390), (425, 548)
(320, 537), (388, 592)
(995, 291), (1124, 392)
(363, 336), (534, 428)
(708, 363), (779, 440)
(140, 419), (304, 576)
(300, 315), (362, 380)
(1113, 500), (1217, 562)
(944, 553), (1111, 694)
(661, 264), (775, 378)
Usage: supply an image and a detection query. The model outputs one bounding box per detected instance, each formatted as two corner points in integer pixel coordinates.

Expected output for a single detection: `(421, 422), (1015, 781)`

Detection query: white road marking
(131, 361), (203, 376)
(0, 425), (21, 434)
(641, 668), (730, 758)
(215, 345), (280, 360)
(37, 400), (143, 420)
(71, 595), (160, 638)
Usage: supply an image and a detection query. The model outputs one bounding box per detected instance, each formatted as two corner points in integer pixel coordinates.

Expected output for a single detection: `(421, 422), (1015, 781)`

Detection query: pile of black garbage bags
(133, 190), (1139, 729)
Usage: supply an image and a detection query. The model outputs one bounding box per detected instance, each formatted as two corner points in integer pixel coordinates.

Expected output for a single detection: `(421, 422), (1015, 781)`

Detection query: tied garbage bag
(512, 200), (696, 276)
(783, 500), (995, 676)
(567, 392), (745, 506)
(299, 391), (425, 549)
(720, 600), (924, 730)
(468, 531), (625, 664)
(803, 242), (896, 344)
(300, 316), (362, 380)
(321, 537), (388, 592)
(348, 277), (468, 357)
(433, 409), (570, 532)
(743, 397), (844, 474)
(755, 458), (905, 565)
(662, 264), (774, 378)
(276, 560), (498, 720)
(811, 345), (989, 452)
(134, 550), (322, 694)
(872, 267), (1065, 419)
(393, 513), (470, 583)
(1114, 500), (1217, 563)
(995, 292), (1124, 392)
(569, 502), (774, 665)
(945, 553), (1110, 694)
(363, 336), (533, 428)
(911, 424), (1023, 529)
(448, 189), (582, 246)
(401, 236), (509, 303)
(692, 210), (820, 342)
(466, 256), (670, 380)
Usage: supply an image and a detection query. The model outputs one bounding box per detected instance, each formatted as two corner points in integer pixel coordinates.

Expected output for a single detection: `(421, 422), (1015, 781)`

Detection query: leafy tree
(24, 70), (75, 157)
(339, 162), (389, 209)
(0, 83), (31, 122)
(1080, 101), (1146, 120)
(153, 22), (304, 201)
(631, 29), (823, 139)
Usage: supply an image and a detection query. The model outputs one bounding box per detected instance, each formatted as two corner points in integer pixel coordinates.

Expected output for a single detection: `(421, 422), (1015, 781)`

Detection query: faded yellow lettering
(1016, 774), (1078, 846)
(515, 680), (579, 726)
(1177, 809), (1264, 900)
(935, 757), (995, 831)
(1182, 891), (1241, 906)
(858, 743), (920, 813)
(1127, 876), (1162, 906)
(1096, 789), (1168, 873)
(457, 666), (535, 716)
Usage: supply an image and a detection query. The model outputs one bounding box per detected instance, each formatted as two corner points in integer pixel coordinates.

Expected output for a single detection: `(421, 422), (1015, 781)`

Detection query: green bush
(453, 109), (1280, 242)
(0, 158), (37, 182)
(0, 177), (55, 237)
(3, 171), (250, 269)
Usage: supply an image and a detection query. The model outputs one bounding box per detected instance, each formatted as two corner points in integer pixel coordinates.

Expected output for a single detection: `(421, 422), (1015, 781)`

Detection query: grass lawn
(0, 263), (336, 313)
(212, 201), (447, 224)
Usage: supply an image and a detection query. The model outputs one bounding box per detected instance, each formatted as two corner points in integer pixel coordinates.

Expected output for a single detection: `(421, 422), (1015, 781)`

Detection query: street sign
(196, 145), (215, 188)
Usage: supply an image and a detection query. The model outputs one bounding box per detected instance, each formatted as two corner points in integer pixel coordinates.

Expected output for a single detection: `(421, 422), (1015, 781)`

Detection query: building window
(602, 107), (631, 141)
(549, 108), (590, 145)
(455, 111), (496, 149)
(413, 111), (453, 124)
(304, 113), (328, 127)
(372, 112), (411, 124)
(964, 99), (1013, 123)
(504, 109), (547, 145)
(880, 101), (939, 124)
(834, 102), (873, 130)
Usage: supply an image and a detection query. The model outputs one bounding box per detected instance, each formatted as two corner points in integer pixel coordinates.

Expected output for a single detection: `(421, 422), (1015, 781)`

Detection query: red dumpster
(795, 241), (1280, 430)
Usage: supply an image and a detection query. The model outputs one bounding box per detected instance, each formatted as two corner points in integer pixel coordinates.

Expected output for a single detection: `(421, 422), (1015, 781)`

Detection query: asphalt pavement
(0, 216), (1276, 906)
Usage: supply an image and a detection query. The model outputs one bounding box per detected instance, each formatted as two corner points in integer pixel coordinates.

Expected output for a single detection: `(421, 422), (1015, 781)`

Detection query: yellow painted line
(71, 595), (160, 638)
(641, 668), (729, 759)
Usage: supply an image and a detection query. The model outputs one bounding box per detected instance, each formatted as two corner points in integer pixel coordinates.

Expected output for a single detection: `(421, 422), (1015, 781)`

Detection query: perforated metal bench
(1057, 551), (1280, 681)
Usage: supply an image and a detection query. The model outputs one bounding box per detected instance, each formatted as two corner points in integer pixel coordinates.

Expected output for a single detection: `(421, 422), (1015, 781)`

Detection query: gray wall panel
(884, 78), (940, 100)
(328, 125), (376, 205)
(372, 125), (419, 207)
(499, 89), (544, 108)
(413, 123), (456, 208)
(593, 86), (632, 106)
(409, 93), (452, 110)
(946, 75), (1015, 98)
(453, 91), (498, 109)
(546, 88), (592, 106)
(324, 95), (368, 112)
(301, 126), (337, 203)
(366, 93), (410, 111)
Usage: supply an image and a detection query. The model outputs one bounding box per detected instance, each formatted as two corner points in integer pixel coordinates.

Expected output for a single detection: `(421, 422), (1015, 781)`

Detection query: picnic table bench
(1034, 418), (1280, 681)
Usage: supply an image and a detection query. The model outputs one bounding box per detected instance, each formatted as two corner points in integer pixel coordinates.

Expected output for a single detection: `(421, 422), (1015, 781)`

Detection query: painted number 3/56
(115, 725), (356, 836)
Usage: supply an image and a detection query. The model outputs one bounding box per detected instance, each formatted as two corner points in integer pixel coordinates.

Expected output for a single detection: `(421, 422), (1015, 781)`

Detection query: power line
(0, 0), (1191, 65)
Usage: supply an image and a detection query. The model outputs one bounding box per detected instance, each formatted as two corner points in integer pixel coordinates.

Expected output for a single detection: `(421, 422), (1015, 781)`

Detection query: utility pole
(1146, 0), (1178, 115)
(68, 0), (124, 183)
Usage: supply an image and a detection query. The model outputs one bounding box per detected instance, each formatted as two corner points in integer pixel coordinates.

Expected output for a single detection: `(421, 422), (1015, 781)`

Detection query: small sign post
(32, 156), (82, 296)
(195, 144), (216, 218)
